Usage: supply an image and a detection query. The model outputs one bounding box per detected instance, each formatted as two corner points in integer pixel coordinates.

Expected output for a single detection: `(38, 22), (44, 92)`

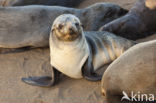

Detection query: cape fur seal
(0, 3), (127, 49)
(22, 14), (136, 87)
(0, 0), (83, 7)
(100, 0), (156, 40)
(101, 40), (156, 103)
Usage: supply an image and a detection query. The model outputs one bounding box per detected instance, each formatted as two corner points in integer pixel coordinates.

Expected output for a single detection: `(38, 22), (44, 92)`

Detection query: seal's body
(0, 3), (127, 49)
(100, 0), (156, 40)
(0, 0), (83, 7)
(101, 40), (156, 103)
(50, 31), (135, 79)
(22, 14), (136, 87)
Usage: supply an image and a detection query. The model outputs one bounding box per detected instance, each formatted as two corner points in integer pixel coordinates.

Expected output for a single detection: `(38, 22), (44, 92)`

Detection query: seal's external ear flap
(51, 28), (55, 32)
(51, 24), (56, 33)
(51, 25), (55, 33)
(81, 24), (84, 28)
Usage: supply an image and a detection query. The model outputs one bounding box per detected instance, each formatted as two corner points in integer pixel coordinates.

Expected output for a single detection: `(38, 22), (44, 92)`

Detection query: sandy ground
(0, 0), (156, 103)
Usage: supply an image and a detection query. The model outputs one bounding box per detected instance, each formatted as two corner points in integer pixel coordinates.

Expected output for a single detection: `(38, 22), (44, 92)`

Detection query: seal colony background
(0, 0), (155, 103)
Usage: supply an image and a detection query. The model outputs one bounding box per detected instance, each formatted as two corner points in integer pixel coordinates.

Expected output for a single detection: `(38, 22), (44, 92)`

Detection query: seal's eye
(75, 23), (79, 27)
(58, 24), (63, 30)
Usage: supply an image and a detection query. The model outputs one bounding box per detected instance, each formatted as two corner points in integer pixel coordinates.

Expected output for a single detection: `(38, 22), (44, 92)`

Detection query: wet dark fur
(0, 3), (128, 49)
(100, 0), (156, 40)
(0, 0), (84, 7)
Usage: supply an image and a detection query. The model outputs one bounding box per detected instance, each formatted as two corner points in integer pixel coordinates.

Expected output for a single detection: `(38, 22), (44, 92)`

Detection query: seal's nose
(69, 27), (75, 35)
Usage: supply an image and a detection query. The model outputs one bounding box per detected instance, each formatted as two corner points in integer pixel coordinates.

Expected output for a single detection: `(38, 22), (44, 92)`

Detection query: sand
(0, 0), (156, 103)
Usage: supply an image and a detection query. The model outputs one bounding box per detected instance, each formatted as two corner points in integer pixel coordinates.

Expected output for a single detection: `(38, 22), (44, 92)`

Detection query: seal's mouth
(68, 28), (77, 36)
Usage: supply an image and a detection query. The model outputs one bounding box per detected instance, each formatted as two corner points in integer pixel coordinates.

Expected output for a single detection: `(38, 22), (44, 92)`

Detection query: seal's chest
(51, 49), (89, 78)
(50, 37), (89, 79)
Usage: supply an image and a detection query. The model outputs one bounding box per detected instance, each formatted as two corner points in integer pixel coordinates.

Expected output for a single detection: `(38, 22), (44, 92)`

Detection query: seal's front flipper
(22, 76), (54, 87)
(83, 72), (102, 82)
(82, 58), (102, 82)
(22, 68), (60, 87)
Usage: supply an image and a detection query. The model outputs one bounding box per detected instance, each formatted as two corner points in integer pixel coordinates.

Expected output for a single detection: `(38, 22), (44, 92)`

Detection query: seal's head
(51, 14), (83, 42)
